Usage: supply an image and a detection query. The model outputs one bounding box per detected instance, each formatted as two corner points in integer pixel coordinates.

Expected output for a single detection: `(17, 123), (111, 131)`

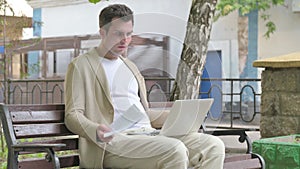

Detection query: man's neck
(96, 45), (119, 60)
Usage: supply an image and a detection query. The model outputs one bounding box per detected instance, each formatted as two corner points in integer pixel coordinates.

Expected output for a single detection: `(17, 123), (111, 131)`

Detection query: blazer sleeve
(64, 61), (99, 144)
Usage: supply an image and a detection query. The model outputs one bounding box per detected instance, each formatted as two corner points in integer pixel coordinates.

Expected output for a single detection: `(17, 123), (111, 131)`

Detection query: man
(65, 4), (225, 169)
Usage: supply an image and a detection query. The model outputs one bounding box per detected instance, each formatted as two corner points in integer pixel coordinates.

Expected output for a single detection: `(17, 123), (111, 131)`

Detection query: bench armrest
(12, 143), (66, 169)
(205, 129), (252, 153)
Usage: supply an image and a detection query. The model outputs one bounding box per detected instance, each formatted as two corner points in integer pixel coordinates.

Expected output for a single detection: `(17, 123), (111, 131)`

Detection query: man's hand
(96, 124), (114, 143)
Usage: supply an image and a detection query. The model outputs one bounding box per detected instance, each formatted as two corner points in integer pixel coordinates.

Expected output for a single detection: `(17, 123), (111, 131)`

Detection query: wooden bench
(0, 104), (265, 169)
(0, 104), (79, 169)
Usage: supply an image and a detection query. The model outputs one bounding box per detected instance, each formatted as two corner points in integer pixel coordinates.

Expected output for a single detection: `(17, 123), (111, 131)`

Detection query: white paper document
(103, 104), (144, 138)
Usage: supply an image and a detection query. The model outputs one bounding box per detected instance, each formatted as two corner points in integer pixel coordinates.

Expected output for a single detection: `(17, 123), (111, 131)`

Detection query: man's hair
(99, 4), (134, 30)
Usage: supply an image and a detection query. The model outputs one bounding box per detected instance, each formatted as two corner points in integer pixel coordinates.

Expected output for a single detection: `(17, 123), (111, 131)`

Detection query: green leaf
(216, 0), (285, 39)
(260, 14), (270, 21)
(89, 0), (101, 4)
(264, 21), (276, 38)
(272, 0), (285, 5)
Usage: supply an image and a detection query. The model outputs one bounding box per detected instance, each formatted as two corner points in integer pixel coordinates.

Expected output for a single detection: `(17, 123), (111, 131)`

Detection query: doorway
(200, 50), (222, 119)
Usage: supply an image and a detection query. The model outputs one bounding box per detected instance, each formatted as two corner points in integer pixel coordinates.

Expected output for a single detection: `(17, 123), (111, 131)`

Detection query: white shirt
(101, 57), (152, 129)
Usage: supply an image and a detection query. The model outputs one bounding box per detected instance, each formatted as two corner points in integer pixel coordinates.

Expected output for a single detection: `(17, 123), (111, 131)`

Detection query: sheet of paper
(103, 104), (144, 138)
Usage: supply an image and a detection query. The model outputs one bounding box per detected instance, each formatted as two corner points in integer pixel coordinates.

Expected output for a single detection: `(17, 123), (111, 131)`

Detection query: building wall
(210, 11), (239, 78)
(28, 0), (300, 78)
(258, 0), (300, 59)
(41, 0), (191, 38)
(36, 0), (192, 77)
(37, 0), (241, 78)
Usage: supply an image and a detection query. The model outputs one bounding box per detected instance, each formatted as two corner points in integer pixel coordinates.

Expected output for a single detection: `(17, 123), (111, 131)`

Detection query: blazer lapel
(120, 56), (149, 109)
(85, 48), (113, 104)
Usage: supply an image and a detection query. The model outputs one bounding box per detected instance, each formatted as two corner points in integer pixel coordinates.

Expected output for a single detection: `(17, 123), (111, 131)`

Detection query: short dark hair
(99, 4), (134, 30)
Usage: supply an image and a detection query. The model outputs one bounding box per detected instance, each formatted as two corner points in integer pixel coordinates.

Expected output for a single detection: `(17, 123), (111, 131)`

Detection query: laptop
(104, 98), (214, 138)
(158, 98), (214, 137)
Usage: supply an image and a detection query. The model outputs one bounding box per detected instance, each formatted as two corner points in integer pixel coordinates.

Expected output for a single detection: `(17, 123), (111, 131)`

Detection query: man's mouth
(118, 45), (127, 49)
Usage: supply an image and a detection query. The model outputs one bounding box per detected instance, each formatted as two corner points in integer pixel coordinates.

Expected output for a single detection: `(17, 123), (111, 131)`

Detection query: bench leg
(45, 148), (60, 169)
(7, 149), (19, 169)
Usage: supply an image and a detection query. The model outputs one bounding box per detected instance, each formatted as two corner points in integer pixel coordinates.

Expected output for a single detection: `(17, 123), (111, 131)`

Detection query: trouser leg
(177, 133), (225, 169)
(103, 134), (189, 169)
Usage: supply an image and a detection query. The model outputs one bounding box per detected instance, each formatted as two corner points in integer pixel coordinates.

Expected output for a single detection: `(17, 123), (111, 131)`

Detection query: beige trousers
(103, 133), (225, 169)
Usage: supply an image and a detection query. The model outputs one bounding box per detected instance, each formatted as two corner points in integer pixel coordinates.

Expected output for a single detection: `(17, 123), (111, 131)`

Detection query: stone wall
(253, 52), (300, 138)
(260, 68), (300, 137)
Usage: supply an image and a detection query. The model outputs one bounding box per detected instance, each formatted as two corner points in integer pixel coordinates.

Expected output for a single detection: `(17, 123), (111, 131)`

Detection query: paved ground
(204, 114), (261, 154)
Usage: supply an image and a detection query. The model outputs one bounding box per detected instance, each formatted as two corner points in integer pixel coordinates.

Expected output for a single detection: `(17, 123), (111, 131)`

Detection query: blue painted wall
(28, 8), (42, 79)
(240, 10), (258, 79)
(33, 8), (42, 36)
(0, 46), (4, 54)
(240, 10), (258, 101)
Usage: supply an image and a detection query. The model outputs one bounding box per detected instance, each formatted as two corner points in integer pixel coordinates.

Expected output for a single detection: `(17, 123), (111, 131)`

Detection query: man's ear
(99, 29), (106, 39)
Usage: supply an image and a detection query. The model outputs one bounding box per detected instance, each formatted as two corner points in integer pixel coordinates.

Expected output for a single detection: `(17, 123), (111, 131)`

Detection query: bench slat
(224, 158), (261, 169)
(8, 104), (65, 112)
(59, 155), (80, 168)
(224, 154), (252, 163)
(14, 123), (73, 138)
(11, 110), (64, 123)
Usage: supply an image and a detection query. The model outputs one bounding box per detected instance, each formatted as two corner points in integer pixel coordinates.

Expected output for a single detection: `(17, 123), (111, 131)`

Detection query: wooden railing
(0, 78), (261, 127)
(0, 78), (261, 152)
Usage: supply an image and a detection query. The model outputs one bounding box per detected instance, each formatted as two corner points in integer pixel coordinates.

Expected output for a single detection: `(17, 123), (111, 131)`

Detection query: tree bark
(170, 0), (217, 100)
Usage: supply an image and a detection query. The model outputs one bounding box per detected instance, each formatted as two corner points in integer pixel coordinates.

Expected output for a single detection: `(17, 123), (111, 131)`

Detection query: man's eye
(127, 32), (132, 37)
(115, 32), (122, 36)
(112, 31), (120, 36)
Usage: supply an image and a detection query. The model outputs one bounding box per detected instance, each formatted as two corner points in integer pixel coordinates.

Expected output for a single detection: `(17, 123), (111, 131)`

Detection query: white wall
(211, 11), (239, 41)
(210, 11), (239, 78)
(41, 0), (193, 77)
(42, 3), (100, 37)
(30, 0), (300, 79)
(41, 0), (191, 37)
(258, 0), (300, 59)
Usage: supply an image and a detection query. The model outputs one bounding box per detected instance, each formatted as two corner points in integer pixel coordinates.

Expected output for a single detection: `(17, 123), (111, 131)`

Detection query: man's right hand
(96, 124), (114, 143)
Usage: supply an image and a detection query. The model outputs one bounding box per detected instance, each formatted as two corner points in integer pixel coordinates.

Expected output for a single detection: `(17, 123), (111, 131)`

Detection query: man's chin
(109, 50), (125, 57)
(116, 49), (127, 55)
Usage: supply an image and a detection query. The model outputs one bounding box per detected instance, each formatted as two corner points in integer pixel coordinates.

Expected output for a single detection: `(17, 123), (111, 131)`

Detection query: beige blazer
(64, 47), (152, 168)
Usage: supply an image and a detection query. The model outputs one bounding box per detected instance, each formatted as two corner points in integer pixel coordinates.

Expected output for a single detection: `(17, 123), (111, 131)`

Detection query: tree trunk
(238, 16), (248, 75)
(170, 0), (217, 100)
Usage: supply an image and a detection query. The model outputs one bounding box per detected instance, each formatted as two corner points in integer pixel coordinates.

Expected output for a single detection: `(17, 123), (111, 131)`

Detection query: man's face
(100, 18), (133, 56)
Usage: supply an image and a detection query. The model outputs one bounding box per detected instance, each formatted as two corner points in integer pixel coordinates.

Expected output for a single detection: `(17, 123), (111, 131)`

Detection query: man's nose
(120, 34), (131, 42)
(121, 34), (130, 40)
